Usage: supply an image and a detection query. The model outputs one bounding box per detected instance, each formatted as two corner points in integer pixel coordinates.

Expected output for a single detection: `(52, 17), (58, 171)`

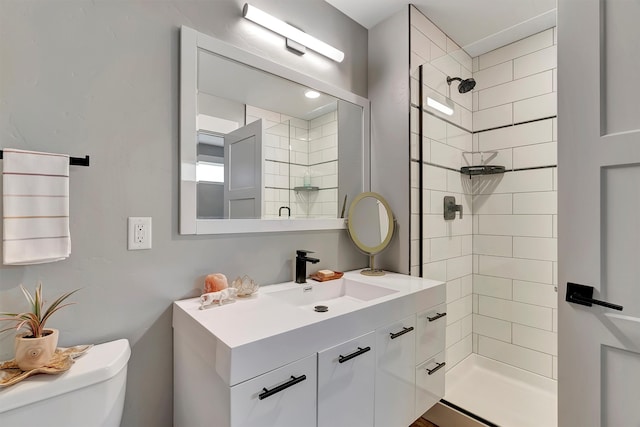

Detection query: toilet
(0, 338), (131, 427)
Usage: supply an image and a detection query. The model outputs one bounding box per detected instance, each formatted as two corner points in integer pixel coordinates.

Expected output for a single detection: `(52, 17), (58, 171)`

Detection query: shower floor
(441, 354), (557, 427)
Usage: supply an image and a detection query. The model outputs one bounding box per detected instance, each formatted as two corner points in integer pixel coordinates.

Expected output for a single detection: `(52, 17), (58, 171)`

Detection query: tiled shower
(409, 6), (558, 381)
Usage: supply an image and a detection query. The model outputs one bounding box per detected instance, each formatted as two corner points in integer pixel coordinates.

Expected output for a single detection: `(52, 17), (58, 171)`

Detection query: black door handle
(566, 282), (623, 311)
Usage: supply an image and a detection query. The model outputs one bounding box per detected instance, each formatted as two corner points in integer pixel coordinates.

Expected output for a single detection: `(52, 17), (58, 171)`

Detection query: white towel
(2, 148), (71, 265)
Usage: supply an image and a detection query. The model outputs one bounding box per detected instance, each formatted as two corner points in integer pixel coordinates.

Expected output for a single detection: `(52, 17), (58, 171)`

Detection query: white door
(224, 119), (263, 218)
(559, 1), (640, 426)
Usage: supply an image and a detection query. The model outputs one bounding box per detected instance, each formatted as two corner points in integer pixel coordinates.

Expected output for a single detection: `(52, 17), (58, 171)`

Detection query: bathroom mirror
(346, 192), (396, 276)
(180, 26), (370, 234)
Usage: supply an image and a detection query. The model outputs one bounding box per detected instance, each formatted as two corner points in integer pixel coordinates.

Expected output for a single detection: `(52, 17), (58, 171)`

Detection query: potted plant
(0, 283), (79, 371)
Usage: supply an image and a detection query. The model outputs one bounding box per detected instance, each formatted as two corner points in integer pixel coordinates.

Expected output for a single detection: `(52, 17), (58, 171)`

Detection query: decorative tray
(309, 271), (344, 282)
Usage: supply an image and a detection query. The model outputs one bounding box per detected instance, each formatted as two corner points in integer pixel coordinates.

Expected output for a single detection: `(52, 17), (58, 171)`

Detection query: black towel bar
(0, 151), (90, 167)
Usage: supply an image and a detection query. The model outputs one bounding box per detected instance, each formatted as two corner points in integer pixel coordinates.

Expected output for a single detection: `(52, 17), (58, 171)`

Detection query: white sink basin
(265, 278), (398, 311)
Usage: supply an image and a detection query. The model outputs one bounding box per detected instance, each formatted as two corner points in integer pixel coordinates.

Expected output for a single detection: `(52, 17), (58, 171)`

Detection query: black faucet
(295, 250), (320, 284)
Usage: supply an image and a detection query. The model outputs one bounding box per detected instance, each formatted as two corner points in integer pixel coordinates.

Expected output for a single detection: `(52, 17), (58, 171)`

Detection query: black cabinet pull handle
(566, 282), (623, 311)
(338, 346), (371, 363)
(427, 312), (447, 322)
(427, 361), (446, 375)
(390, 326), (414, 339)
(258, 374), (306, 400)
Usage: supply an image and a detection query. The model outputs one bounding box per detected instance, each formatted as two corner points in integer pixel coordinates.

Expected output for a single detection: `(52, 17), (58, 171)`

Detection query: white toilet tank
(0, 338), (131, 427)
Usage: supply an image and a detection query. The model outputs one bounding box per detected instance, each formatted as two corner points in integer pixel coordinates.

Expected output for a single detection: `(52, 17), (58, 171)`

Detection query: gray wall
(368, 8), (411, 273)
(0, 1), (367, 426)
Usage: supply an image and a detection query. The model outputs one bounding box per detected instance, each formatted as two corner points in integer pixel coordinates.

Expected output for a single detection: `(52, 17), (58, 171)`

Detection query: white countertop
(173, 270), (445, 386)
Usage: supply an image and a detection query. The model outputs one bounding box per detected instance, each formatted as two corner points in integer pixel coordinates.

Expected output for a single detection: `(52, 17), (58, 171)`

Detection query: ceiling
(325, 0), (557, 57)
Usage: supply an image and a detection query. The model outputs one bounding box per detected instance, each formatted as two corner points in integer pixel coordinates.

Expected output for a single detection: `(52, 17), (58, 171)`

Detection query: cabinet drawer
(230, 354), (317, 427)
(415, 351), (446, 418)
(416, 303), (446, 363)
(375, 314), (416, 427)
(318, 331), (375, 427)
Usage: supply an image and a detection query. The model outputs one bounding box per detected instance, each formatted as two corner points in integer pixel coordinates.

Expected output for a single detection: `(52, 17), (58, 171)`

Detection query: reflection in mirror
(347, 192), (396, 276)
(189, 30), (365, 226)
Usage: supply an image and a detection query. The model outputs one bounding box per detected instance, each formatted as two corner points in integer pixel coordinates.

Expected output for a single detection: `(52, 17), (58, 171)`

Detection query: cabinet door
(375, 314), (416, 427)
(415, 351), (446, 418)
(415, 303), (446, 363)
(318, 331), (375, 427)
(230, 354), (316, 427)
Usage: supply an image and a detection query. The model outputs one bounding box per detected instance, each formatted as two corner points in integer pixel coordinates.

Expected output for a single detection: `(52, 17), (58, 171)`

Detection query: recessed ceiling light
(305, 90), (321, 99)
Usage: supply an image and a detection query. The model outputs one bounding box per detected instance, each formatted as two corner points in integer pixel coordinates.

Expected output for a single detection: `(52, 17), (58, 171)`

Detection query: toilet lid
(0, 339), (131, 413)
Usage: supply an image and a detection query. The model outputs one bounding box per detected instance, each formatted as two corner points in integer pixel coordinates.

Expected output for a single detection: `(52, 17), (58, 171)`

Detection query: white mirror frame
(180, 26), (370, 235)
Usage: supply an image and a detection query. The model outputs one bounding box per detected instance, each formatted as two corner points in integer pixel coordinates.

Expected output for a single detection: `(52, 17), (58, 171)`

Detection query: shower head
(447, 76), (476, 93)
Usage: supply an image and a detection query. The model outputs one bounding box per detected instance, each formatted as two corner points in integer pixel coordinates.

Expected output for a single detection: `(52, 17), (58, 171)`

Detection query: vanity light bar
(426, 96), (454, 116)
(242, 3), (345, 63)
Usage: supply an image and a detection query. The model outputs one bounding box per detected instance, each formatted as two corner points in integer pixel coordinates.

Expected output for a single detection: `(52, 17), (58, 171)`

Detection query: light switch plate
(128, 217), (152, 250)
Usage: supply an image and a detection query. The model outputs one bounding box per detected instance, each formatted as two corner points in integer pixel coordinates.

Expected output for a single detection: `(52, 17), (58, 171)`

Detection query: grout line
(473, 115), (557, 134)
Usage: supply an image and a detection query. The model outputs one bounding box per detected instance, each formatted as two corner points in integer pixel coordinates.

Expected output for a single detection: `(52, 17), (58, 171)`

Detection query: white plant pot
(14, 328), (59, 371)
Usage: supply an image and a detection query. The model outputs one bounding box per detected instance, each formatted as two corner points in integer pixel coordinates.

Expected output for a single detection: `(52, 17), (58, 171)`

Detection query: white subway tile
(450, 48), (473, 73)
(461, 236), (473, 257)
(422, 63), (449, 98)
(472, 56), (479, 72)
(552, 262), (557, 285)
(475, 169), (554, 194)
(478, 335), (552, 377)
(478, 215), (553, 238)
(446, 321), (461, 346)
(460, 313), (473, 337)
(513, 45), (557, 79)
(430, 190), (447, 215)
(460, 107), (473, 131)
(513, 237), (557, 261)
(430, 42), (446, 61)
(473, 61), (514, 91)
(473, 333), (479, 353)
(450, 213), (473, 236)
(552, 356), (558, 380)
(473, 193), (513, 214)
(410, 161), (419, 188)
(478, 29), (554, 70)
(512, 324), (557, 355)
(447, 170), (466, 194)
(474, 104), (513, 131)
(553, 68), (557, 92)
(450, 85), (473, 111)
(473, 254), (479, 274)
(423, 164), (447, 191)
(422, 237), (431, 264)
(446, 127), (472, 152)
(473, 274), (513, 299)
(472, 91), (479, 111)
(552, 309), (557, 332)
(461, 274), (473, 296)
(513, 92), (557, 123)
(446, 334), (473, 371)
(411, 188), (420, 214)
(471, 148), (513, 170)
(473, 314), (512, 342)
(479, 255), (553, 284)
(424, 260), (447, 282)
(553, 215), (557, 238)
(411, 7), (447, 51)
(411, 239), (420, 267)
(431, 140), (462, 170)
(478, 119), (553, 151)
(447, 255), (473, 280)
(423, 189), (432, 214)
(424, 112), (447, 142)
(411, 133), (419, 161)
(513, 280), (558, 308)
(479, 71), (553, 110)
(513, 142), (557, 169)
(447, 294), (473, 324)
(473, 294), (479, 313)
(446, 278), (462, 303)
(431, 236), (462, 261)
(513, 191), (557, 214)
(478, 296), (553, 330)
(473, 235), (513, 257)
(411, 26), (431, 64)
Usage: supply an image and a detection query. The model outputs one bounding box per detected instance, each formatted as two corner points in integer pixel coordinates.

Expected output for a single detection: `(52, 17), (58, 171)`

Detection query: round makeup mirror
(346, 192), (396, 276)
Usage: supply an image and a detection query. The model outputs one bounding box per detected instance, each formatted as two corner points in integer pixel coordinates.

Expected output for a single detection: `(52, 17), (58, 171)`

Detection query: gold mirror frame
(346, 192), (395, 276)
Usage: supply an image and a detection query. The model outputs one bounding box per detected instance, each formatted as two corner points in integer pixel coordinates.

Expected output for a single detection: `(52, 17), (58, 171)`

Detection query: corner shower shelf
(294, 186), (319, 192)
(460, 165), (506, 176)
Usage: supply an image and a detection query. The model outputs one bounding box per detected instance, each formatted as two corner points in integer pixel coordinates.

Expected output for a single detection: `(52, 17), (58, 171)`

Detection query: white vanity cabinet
(173, 271), (446, 427)
(317, 332), (376, 427)
(231, 354), (317, 427)
(374, 314), (417, 427)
